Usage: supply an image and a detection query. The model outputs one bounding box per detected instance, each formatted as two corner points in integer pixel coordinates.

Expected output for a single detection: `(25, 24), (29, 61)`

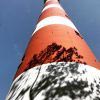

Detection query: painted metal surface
(6, 62), (100, 100)
(42, 4), (63, 12)
(33, 16), (79, 34)
(6, 0), (100, 99)
(13, 0), (99, 79)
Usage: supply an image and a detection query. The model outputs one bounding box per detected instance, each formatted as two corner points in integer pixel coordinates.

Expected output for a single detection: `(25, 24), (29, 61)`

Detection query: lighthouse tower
(6, 0), (100, 100)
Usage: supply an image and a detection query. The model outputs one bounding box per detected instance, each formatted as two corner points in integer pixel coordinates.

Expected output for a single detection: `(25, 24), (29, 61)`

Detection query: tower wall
(14, 0), (99, 78)
(6, 0), (100, 100)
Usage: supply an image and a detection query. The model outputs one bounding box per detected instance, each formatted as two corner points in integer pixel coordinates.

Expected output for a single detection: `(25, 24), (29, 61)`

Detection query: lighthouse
(6, 0), (100, 100)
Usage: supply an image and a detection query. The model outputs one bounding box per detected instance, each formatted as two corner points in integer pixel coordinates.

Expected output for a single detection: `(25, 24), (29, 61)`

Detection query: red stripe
(45, 1), (58, 6)
(15, 24), (99, 78)
(38, 8), (68, 22)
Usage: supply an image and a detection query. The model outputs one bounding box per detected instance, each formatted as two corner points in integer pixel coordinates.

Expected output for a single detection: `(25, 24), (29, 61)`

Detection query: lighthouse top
(44, 0), (60, 3)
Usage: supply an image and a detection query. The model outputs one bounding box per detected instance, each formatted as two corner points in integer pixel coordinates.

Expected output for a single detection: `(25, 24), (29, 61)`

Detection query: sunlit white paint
(42, 4), (64, 12)
(6, 62), (100, 100)
(6, 67), (40, 100)
(32, 16), (79, 35)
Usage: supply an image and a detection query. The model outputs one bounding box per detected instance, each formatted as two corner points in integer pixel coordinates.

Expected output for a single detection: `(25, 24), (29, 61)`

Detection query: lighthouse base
(6, 62), (100, 100)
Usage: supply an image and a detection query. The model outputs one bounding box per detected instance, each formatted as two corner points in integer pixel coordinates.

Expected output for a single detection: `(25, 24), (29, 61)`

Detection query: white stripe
(42, 4), (64, 12)
(32, 16), (79, 35)
(6, 62), (100, 100)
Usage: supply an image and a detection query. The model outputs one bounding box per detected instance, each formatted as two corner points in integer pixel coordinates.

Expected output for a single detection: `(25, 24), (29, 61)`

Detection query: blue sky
(0, 0), (100, 99)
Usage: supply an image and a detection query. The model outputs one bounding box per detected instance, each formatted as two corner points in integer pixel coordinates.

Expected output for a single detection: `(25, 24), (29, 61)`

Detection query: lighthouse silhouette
(6, 0), (100, 100)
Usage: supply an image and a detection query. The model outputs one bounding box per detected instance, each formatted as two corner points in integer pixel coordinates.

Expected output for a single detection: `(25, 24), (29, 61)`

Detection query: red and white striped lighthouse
(6, 0), (100, 100)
